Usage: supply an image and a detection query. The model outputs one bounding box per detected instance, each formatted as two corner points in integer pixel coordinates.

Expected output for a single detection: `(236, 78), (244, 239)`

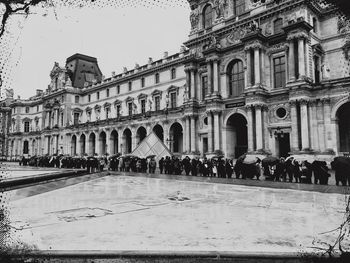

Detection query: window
(24, 121), (30, 132)
(87, 111), (91, 122)
(128, 102), (133, 116)
(97, 92), (100, 100)
(170, 92), (177, 109)
(155, 73), (160, 84)
(23, 141), (29, 154)
(228, 60), (244, 97)
(233, 0), (245, 17)
(75, 96), (79, 103)
(155, 96), (160, 111)
(35, 119), (39, 129)
(106, 89), (110, 97)
(171, 68), (176, 79)
(117, 85), (120, 94)
(141, 99), (146, 114)
(273, 18), (283, 34)
(202, 76), (208, 100)
(37, 105), (39, 112)
(116, 105), (121, 118)
(273, 56), (286, 88)
(88, 94), (91, 102)
(61, 95), (65, 103)
(141, 77), (145, 87)
(106, 107), (110, 119)
(203, 5), (213, 29)
(128, 81), (132, 91)
(73, 112), (80, 125)
(25, 107), (29, 113)
(61, 112), (64, 126)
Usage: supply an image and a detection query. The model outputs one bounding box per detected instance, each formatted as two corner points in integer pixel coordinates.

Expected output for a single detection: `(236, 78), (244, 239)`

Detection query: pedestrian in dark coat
(225, 159), (233, 179)
(191, 158), (198, 176)
(159, 157), (164, 174)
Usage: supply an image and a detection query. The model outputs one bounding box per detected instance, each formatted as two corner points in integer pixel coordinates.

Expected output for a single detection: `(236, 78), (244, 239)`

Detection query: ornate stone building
(4, 0), (350, 160)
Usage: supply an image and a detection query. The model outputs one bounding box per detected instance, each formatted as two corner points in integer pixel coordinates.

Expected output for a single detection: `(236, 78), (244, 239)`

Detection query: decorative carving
(266, 43), (288, 56)
(338, 16), (350, 34)
(264, 22), (272, 36)
(244, 40), (263, 51)
(286, 31), (308, 41)
(226, 27), (246, 45)
(190, 6), (199, 30)
(214, 0), (227, 19)
(321, 62), (331, 79)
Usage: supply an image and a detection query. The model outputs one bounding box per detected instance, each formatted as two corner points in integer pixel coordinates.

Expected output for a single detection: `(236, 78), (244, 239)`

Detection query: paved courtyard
(5, 173), (348, 254)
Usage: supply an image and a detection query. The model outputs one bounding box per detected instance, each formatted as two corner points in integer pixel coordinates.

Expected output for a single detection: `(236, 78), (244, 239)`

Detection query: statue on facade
(190, 6), (199, 30)
(248, 19), (260, 33)
(321, 63), (331, 79)
(214, 0), (227, 19)
(183, 84), (189, 102)
(133, 101), (137, 114)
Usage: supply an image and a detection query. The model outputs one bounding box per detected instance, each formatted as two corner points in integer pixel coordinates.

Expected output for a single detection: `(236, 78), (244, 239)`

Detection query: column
(207, 60), (213, 95)
(118, 130), (123, 155)
(213, 60), (219, 94)
(185, 116), (190, 153)
(131, 128), (137, 152)
(300, 99), (310, 150)
(190, 116), (196, 152)
(196, 69), (201, 101)
(298, 38), (305, 79)
(246, 105), (254, 152)
(263, 106), (269, 150)
(185, 68), (191, 98)
(213, 111), (220, 151)
(288, 40), (295, 81)
(290, 100), (299, 152)
(105, 131), (110, 155)
(317, 100), (325, 152)
(323, 98), (332, 150)
(190, 70), (196, 99)
(164, 123), (169, 149)
(246, 50), (252, 87)
(255, 105), (263, 150)
(254, 48), (260, 85)
(207, 111), (213, 153)
(310, 100), (319, 151)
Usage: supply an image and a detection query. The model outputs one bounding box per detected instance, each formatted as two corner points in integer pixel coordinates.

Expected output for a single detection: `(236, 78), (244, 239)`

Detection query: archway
(99, 131), (107, 155)
(23, 140), (29, 155)
(337, 102), (350, 153)
(110, 130), (119, 154)
(80, 134), (86, 155)
(226, 113), (248, 158)
(71, 135), (77, 156)
(89, 133), (96, 156)
(136, 126), (147, 145)
(169, 122), (183, 153)
(123, 128), (132, 154)
(153, 124), (164, 142)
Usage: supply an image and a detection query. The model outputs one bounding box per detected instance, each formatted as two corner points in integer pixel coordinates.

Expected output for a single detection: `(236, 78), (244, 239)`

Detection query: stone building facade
(4, 0), (350, 160)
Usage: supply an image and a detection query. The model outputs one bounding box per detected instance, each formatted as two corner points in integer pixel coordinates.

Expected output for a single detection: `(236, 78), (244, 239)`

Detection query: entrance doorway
(276, 133), (290, 158)
(226, 113), (248, 158)
(337, 102), (350, 153)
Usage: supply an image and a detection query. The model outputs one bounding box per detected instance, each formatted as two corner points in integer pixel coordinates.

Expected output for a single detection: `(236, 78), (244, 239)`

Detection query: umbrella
(332, 156), (350, 170)
(243, 155), (259, 164)
(212, 155), (224, 160)
(123, 154), (138, 159)
(287, 155), (316, 164)
(146, 154), (156, 159)
(262, 156), (279, 166)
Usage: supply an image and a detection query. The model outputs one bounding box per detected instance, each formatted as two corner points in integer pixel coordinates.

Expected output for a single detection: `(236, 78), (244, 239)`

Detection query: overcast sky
(4, 1), (190, 99)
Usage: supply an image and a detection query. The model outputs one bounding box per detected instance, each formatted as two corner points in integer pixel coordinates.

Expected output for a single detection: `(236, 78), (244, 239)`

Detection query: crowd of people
(17, 153), (350, 186)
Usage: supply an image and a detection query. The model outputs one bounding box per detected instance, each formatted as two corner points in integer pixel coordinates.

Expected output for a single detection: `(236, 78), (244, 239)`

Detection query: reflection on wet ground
(6, 174), (347, 253)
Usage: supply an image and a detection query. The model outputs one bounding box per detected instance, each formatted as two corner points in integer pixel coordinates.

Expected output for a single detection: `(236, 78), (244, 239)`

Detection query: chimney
(112, 71), (116, 77)
(36, 89), (43, 96)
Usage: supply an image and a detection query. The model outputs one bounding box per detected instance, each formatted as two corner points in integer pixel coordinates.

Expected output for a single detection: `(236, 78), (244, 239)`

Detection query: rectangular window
(128, 82), (132, 91)
(155, 96), (160, 111)
(25, 107), (29, 113)
(37, 105), (39, 112)
(88, 94), (91, 102)
(61, 112), (64, 126)
(202, 76), (208, 100)
(24, 121), (29, 132)
(141, 78), (145, 87)
(234, 0), (245, 16)
(117, 85), (120, 94)
(75, 96), (79, 103)
(170, 92), (176, 109)
(97, 92), (100, 100)
(128, 102), (133, 116)
(155, 73), (160, 84)
(141, 99), (146, 114)
(87, 111), (91, 122)
(273, 56), (286, 88)
(106, 107), (110, 119)
(171, 68), (176, 79)
(61, 95), (65, 103)
(106, 89), (110, 97)
(74, 112), (80, 125)
(116, 105), (121, 118)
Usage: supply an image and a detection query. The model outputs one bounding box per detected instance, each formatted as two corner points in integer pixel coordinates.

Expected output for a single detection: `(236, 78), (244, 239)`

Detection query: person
(293, 160), (301, 183)
(183, 156), (191, 176)
(191, 158), (198, 176)
(136, 159), (142, 172)
(275, 158), (286, 182)
(225, 159), (233, 179)
(202, 158), (209, 177)
(149, 158), (156, 173)
(285, 158), (294, 183)
(159, 157), (164, 174)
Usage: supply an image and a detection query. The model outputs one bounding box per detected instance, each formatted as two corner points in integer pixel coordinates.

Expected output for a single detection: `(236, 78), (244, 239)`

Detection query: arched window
(273, 18), (283, 34)
(203, 5), (213, 29)
(228, 60), (244, 97)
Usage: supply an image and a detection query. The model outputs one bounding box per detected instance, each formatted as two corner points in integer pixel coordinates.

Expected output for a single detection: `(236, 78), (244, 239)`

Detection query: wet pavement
(6, 173), (348, 254)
